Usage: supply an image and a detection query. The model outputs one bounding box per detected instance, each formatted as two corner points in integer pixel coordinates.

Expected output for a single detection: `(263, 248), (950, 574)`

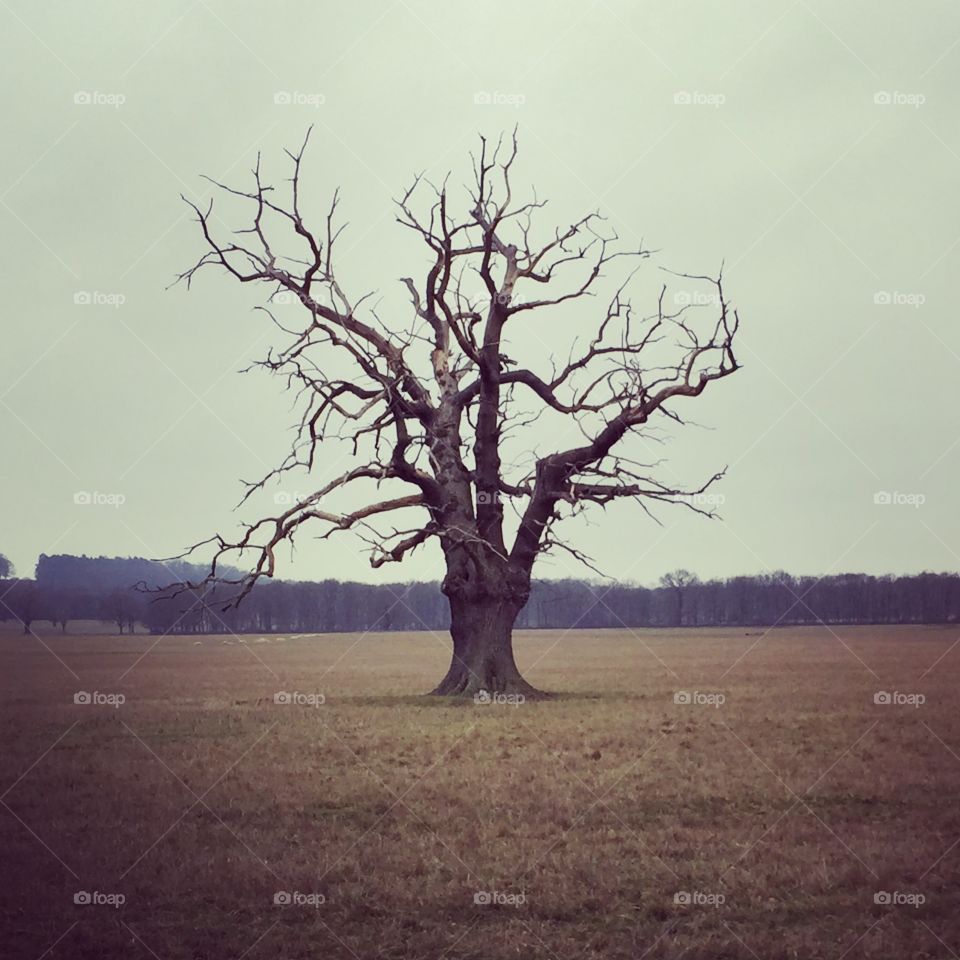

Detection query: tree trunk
(430, 595), (544, 698)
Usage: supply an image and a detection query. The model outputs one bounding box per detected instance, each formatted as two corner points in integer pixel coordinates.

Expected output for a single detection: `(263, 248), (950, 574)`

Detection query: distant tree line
(0, 554), (958, 635)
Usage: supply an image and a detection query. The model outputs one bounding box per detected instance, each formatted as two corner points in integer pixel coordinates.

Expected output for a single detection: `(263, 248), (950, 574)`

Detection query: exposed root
(428, 664), (549, 700)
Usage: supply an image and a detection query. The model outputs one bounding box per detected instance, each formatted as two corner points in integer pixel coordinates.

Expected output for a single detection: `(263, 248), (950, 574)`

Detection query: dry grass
(2, 624), (959, 959)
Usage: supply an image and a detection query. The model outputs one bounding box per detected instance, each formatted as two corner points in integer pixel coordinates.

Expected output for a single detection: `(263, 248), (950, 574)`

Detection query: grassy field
(2, 624), (959, 959)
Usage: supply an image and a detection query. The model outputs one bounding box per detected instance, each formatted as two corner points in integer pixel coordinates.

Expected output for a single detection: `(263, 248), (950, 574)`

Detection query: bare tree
(2, 578), (38, 635)
(173, 130), (740, 697)
(659, 569), (700, 627)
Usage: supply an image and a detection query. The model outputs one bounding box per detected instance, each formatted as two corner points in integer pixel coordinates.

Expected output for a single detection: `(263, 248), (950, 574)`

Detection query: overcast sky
(2, 0), (958, 586)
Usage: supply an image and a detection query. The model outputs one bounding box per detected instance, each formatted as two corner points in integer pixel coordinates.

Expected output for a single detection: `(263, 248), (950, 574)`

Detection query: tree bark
(430, 594), (543, 698)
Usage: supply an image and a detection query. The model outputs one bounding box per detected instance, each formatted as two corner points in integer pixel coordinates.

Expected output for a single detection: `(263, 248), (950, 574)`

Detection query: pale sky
(2, 0), (958, 586)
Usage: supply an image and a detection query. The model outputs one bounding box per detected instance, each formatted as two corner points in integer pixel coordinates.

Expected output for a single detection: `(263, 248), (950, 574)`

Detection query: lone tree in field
(175, 131), (740, 697)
